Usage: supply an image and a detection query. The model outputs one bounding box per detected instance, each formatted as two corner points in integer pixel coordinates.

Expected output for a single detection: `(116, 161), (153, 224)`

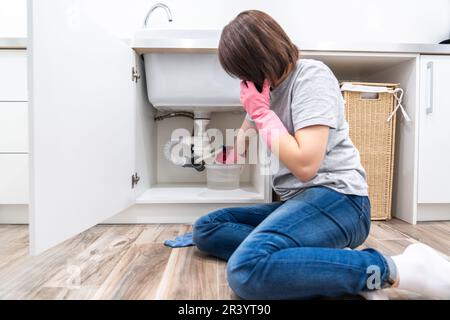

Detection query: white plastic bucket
(206, 164), (242, 190)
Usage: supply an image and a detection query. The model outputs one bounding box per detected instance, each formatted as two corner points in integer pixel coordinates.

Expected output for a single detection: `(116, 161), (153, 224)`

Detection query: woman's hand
(240, 80), (271, 118)
(239, 81), (328, 182)
(239, 79), (288, 148)
(215, 146), (241, 164)
(215, 118), (256, 164)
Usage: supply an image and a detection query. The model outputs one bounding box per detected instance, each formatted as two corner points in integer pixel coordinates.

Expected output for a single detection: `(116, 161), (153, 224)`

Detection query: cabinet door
(29, 0), (135, 254)
(0, 102), (28, 152)
(0, 155), (29, 204)
(0, 50), (27, 101)
(418, 56), (450, 203)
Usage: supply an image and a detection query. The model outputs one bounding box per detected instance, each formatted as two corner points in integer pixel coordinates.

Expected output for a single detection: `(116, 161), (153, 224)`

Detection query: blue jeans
(193, 186), (391, 299)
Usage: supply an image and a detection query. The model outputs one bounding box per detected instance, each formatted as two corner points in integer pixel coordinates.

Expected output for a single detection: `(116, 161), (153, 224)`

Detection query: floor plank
(368, 221), (410, 241)
(0, 219), (449, 300)
(155, 224), (223, 300)
(362, 237), (416, 256)
(218, 258), (238, 300)
(381, 220), (450, 256)
(93, 225), (184, 299)
(0, 225), (140, 299)
(157, 247), (220, 299)
(38, 225), (145, 299)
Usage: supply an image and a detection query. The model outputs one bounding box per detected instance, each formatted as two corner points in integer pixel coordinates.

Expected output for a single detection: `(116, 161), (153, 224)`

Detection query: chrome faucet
(143, 3), (173, 28)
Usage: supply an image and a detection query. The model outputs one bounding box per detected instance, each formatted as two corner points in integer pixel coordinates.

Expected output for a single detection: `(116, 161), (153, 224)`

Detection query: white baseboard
(0, 203), (253, 225)
(417, 204), (450, 221)
(103, 203), (250, 224)
(0, 205), (28, 224)
(5, 202), (447, 225)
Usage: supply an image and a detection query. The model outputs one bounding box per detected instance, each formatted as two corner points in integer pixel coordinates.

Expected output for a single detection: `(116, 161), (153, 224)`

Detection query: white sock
(392, 243), (450, 299)
(359, 289), (390, 300)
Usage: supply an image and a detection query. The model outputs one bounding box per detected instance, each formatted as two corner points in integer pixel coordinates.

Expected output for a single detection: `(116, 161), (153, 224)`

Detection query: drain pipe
(192, 111), (212, 165)
(158, 111), (214, 171)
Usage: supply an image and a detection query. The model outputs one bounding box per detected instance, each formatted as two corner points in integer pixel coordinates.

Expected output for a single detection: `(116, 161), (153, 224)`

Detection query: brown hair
(218, 10), (299, 89)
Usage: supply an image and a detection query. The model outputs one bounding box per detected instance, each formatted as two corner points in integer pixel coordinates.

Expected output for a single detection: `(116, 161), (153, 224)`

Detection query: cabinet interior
(134, 53), (267, 204)
(138, 111), (266, 204)
(134, 51), (418, 213)
(304, 51), (419, 222)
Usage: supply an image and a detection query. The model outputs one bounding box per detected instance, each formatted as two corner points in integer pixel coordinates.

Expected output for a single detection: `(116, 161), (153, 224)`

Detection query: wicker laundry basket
(342, 82), (398, 220)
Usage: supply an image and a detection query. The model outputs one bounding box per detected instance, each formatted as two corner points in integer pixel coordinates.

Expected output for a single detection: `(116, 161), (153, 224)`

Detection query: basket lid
(341, 82), (399, 94)
(341, 81), (399, 88)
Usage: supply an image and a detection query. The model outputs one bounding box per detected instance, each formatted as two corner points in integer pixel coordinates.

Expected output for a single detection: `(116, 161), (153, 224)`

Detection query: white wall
(1, 0), (450, 43)
(85, 0), (450, 44)
(0, 0), (27, 37)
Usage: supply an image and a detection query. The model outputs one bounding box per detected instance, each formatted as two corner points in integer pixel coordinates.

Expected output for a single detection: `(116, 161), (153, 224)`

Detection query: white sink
(133, 29), (241, 112)
(133, 29), (221, 49)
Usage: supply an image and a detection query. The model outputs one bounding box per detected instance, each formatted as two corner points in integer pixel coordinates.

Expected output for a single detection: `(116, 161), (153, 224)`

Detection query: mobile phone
(254, 82), (263, 93)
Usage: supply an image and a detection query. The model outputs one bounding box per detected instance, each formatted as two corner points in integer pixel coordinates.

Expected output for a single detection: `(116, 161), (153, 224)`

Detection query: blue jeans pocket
(358, 198), (371, 244)
(345, 195), (371, 247)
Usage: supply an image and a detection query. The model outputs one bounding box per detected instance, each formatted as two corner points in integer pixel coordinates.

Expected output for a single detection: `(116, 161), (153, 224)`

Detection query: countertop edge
(3, 37), (450, 55)
(0, 37), (27, 49)
(132, 40), (450, 55)
(295, 41), (450, 55)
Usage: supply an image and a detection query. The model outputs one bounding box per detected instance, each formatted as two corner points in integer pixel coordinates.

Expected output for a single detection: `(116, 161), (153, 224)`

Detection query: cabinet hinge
(131, 66), (141, 83)
(131, 172), (140, 188)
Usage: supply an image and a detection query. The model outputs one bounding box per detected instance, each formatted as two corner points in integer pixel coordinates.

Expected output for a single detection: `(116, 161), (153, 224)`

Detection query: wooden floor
(0, 219), (449, 299)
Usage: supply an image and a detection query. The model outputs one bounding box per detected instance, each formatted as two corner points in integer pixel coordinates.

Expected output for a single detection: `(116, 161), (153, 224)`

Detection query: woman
(192, 10), (450, 299)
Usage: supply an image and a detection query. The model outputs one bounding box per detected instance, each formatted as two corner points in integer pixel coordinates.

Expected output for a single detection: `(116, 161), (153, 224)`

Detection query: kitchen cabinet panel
(418, 56), (450, 203)
(28, 0), (136, 254)
(0, 50), (27, 101)
(0, 154), (28, 204)
(0, 102), (28, 152)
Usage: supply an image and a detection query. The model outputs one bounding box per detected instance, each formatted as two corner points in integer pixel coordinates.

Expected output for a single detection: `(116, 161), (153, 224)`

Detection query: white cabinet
(0, 102), (28, 152)
(0, 50), (27, 101)
(0, 154), (28, 204)
(28, 0), (136, 254)
(27, 0), (270, 255)
(418, 56), (450, 204)
(0, 50), (28, 205)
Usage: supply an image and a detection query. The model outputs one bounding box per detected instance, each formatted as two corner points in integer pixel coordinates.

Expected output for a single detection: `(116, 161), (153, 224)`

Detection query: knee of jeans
(193, 206), (231, 229)
(226, 250), (267, 300)
(193, 212), (212, 229)
(192, 217), (210, 252)
(192, 210), (223, 253)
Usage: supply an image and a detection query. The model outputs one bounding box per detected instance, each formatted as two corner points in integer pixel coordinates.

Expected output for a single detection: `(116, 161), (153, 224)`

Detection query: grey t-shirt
(247, 59), (368, 200)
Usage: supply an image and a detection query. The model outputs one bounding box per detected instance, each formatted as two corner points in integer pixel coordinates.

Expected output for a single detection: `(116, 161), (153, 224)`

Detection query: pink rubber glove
(215, 146), (245, 164)
(240, 80), (288, 148)
(215, 146), (235, 164)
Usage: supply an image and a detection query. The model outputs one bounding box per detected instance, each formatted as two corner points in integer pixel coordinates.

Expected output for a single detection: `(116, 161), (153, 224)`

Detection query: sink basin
(133, 29), (221, 49)
(133, 29), (241, 112)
